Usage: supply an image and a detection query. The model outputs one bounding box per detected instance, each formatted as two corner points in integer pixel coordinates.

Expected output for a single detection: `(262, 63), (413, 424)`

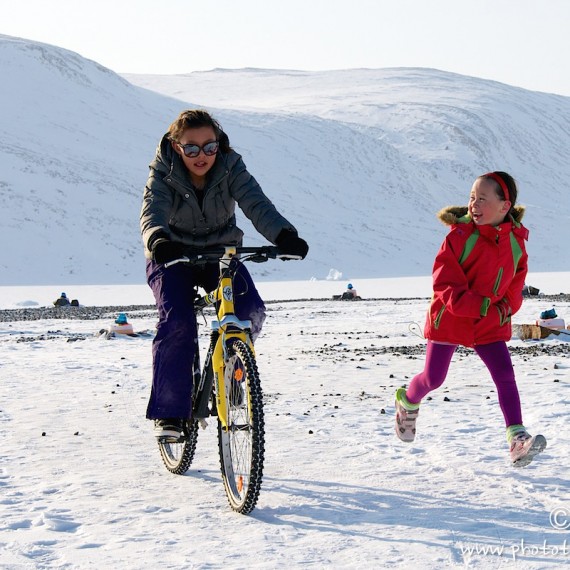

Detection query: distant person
(53, 292), (70, 307)
(345, 283), (358, 299)
(341, 283), (358, 300)
(140, 109), (309, 440)
(393, 171), (546, 467)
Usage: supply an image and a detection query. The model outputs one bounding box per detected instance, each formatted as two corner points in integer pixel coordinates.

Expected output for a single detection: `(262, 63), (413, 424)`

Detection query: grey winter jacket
(140, 134), (296, 257)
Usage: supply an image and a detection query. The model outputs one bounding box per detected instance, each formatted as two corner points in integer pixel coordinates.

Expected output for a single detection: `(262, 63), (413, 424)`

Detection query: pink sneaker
(509, 431), (547, 467)
(395, 387), (420, 442)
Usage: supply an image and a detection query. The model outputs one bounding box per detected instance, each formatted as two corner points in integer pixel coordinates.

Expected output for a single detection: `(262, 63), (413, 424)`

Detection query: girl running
(395, 171), (546, 467)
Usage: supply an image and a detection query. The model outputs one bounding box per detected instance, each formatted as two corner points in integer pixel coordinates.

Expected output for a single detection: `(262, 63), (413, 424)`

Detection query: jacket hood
(437, 205), (526, 227)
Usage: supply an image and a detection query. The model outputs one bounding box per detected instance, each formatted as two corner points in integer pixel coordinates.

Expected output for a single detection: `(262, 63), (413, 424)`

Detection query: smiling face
(468, 178), (511, 226)
(172, 126), (218, 187)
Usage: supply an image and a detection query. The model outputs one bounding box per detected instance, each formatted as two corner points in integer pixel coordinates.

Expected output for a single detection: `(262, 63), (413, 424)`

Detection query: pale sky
(3, 0), (570, 96)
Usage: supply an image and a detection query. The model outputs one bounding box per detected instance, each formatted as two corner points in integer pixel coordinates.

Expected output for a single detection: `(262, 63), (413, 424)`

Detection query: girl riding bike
(140, 109), (309, 440)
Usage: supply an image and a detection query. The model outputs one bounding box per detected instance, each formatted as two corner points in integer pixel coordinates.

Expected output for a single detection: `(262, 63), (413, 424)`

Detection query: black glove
(152, 239), (186, 264)
(275, 229), (309, 259)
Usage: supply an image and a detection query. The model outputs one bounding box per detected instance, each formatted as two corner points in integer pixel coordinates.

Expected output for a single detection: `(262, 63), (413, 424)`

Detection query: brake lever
(249, 253), (270, 263)
(164, 256), (191, 268)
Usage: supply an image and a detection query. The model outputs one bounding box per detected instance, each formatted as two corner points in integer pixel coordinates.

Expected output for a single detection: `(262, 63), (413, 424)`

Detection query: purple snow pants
(145, 258), (266, 419)
(406, 340), (523, 427)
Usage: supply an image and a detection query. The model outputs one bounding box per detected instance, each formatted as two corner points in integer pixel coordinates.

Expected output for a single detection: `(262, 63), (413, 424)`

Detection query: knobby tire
(157, 420), (199, 474)
(218, 339), (265, 514)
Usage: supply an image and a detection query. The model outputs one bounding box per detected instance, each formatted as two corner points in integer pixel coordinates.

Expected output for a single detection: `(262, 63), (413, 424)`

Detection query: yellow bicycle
(158, 245), (295, 514)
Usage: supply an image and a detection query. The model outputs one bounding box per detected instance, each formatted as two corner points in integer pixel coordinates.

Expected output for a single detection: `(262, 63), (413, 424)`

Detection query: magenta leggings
(406, 341), (522, 427)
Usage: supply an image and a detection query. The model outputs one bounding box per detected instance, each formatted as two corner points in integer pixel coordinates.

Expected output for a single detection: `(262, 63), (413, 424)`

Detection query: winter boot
(154, 418), (184, 441)
(395, 387), (420, 443)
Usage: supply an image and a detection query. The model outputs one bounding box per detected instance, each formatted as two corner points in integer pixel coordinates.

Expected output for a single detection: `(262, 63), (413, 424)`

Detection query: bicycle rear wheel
(157, 420), (199, 474)
(218, 338), (265, 514)
(157, 337), (203, 475)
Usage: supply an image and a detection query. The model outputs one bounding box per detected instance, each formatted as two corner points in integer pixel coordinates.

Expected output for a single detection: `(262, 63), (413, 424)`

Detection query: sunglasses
(177, 140), (219, 158)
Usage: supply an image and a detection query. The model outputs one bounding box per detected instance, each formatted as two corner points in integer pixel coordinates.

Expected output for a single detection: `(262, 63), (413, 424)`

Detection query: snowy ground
(1, 276), (570, 569)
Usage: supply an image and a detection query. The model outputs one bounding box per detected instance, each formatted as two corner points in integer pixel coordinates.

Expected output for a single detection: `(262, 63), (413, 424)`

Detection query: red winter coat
(424, 206), (528, 347)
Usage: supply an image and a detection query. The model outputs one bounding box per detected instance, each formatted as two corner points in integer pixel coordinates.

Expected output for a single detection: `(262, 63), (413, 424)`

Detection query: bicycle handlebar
(164, 246), (302, 268)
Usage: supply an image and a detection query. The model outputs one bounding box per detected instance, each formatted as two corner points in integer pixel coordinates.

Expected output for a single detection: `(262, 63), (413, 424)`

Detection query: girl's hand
(152, 240), (185, 264)
(495, 298), (512, 325)
(275, 229), (309, 259)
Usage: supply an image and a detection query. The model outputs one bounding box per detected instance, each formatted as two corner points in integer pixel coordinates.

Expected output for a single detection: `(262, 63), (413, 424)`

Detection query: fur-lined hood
(437, 205), (526, 227)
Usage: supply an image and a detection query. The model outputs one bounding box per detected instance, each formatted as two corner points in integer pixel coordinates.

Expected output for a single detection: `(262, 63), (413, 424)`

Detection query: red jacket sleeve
(502, 245), (528, 316)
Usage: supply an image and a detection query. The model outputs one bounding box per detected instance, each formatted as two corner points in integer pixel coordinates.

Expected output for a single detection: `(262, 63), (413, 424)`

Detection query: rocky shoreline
(1, 294), (569, 323)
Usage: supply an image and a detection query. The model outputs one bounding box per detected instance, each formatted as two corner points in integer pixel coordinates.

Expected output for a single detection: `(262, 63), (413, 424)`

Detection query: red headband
(484, 172), (510, 202)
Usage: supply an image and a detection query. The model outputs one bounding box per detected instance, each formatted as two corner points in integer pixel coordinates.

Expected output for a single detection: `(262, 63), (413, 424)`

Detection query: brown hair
(479, 171), (518, 215)
(167, 109), (231, 152)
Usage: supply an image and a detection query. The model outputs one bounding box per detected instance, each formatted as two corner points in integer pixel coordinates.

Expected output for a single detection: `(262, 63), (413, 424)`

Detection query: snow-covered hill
(2, 34), (570, 286)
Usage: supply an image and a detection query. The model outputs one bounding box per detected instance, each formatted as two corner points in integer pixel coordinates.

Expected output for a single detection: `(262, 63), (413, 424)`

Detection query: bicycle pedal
(157, 435), (185, 444)
(198, 419), (208, 430)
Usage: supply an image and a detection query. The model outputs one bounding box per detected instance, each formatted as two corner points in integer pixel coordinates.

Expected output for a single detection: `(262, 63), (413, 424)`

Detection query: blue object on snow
(115, 313), (128, 324)
(540, 308), (557, 319)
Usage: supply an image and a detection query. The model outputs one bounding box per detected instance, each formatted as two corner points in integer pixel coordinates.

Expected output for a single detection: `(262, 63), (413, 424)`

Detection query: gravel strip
(1, 294), (568, 323)
(0, 305), (158, 322)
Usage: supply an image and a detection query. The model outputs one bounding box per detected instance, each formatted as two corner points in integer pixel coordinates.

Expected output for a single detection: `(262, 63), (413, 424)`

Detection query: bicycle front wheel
(218, 339), (265, 514)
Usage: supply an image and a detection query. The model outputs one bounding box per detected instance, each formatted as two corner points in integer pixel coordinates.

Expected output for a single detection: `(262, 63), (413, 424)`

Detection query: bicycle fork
(211, 251), (254, 430)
